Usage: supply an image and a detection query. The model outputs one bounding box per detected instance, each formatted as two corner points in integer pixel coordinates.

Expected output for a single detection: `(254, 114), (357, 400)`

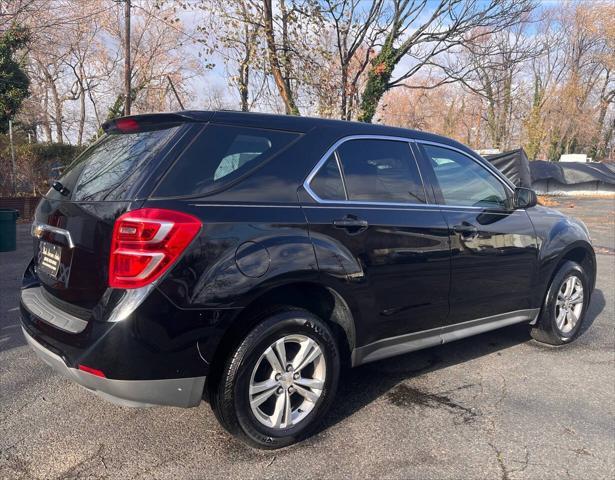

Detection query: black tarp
(529, 160), (615, 193)
(484, 149), (532, 187)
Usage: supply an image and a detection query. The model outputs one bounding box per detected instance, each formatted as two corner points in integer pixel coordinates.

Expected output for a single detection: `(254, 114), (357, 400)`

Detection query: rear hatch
(31, 116), (189, 310)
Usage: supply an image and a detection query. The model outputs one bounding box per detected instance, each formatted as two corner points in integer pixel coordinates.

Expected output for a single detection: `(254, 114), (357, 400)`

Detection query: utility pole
(167, 75), (185, 110)
(124, 0), (131, 115)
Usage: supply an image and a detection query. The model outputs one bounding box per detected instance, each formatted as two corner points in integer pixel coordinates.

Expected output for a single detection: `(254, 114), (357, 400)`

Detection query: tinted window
(310, 154), (345, 200)
(52, 127), (180, 201)
(336, 139), (425, 203)
(422, 145), (508, 208)
(155, 125), (299, 197)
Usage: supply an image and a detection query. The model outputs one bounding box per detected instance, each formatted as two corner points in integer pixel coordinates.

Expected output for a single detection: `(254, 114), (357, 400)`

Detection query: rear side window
(336, 139), (426, 203)
(53, 127), (180, 201)
(155, 125), (300, 197)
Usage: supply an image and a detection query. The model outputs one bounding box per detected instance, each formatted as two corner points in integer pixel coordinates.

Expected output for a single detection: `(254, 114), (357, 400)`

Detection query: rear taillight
(109, 208), (201, 289)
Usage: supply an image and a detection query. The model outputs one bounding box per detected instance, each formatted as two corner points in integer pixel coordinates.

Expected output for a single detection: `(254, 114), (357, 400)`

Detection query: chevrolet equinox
(21, 111), (595, 448)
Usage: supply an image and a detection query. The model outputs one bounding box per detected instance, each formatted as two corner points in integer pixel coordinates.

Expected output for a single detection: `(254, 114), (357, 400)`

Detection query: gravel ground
(1, 198), (613, 479)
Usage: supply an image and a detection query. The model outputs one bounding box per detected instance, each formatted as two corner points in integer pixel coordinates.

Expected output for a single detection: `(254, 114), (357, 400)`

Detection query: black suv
(21, 111), (595, 448)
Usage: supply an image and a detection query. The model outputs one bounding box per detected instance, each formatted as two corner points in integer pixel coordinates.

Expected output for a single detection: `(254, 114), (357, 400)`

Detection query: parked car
(21, 111), (595, 449)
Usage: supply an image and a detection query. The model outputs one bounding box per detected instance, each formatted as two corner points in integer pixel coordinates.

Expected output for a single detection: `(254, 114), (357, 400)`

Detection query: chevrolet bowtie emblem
(32, 224), (44, 238)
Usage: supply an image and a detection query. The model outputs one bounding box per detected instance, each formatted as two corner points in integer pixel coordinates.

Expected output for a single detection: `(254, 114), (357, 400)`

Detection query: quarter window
(155, 125), (299, 197)
(335, 139), (425, 203)
(422, 145), (508, 208)
(310, 154), (346, 200)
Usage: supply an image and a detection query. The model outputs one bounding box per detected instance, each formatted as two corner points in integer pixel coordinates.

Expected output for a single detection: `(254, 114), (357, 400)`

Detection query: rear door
(416, 142), (538, 323)
(31, 119), (187, 309)
(302, 136), (450, 346)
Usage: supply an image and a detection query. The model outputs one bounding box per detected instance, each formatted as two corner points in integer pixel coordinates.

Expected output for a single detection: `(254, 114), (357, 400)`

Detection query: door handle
(333, 216), (369, 233)
(453, 223), (478, 238)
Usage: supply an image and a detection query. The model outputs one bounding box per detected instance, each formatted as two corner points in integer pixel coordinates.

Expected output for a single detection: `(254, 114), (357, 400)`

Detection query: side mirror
(513, 187), (537, 209)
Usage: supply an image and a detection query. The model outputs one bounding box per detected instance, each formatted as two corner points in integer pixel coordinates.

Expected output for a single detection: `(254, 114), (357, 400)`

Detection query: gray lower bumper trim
(22, 327), (205, 408)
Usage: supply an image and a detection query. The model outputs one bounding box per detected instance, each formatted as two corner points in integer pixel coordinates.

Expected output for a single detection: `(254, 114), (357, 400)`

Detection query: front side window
(422, 145), (509, 209)
(155, 125), (299, 197)
(335, 139), (425, 203)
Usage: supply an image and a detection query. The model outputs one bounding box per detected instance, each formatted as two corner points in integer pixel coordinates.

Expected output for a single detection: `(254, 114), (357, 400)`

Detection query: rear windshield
(49, 126), (180, 201)
(154, 124), (300, 197)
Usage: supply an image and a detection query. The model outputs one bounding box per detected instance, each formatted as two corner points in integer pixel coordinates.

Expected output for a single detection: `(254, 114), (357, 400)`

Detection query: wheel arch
(538, 240), (596, 309)
(204, 281), (356, 397)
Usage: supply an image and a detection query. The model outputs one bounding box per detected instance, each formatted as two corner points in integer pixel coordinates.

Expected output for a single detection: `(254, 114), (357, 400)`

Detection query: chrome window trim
(303, 134), (430, 207)
(303, 135), (516, 210)
(333, 150), (349, 200)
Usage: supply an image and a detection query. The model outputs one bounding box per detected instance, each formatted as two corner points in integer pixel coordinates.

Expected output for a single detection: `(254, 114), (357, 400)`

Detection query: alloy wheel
(249, 334), (326, 429)
(555, 275), (584, 334)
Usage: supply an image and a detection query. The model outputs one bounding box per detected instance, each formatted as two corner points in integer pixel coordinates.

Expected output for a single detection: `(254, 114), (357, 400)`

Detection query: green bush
(0, 139), (85, 196)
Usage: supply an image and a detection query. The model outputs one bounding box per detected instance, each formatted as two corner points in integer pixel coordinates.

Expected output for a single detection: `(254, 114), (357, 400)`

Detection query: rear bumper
(22, 327), (205, 408)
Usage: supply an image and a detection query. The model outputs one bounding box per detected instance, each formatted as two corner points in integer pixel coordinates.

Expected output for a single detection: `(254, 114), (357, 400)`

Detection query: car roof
(118, 110), (467, 150)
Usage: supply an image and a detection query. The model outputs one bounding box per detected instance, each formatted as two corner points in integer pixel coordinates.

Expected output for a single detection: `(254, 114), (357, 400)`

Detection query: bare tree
(320, 0), (384, 120)
(197, 0), (264, 112)
(443, 20), (540, 149)
(356, 0), (534, 123)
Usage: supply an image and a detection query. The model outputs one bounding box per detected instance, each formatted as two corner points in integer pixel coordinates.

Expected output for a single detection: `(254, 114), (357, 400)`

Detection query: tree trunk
(340, 63), (348, 120)
(263, 0), (299, 115)
(357, 44), (396, 123)
(41, 89), (53, 142)
(77, 87), (85, 146)
(239, 61), (249, 112)
(124, 0), (132, 115)
(48, 80), (64, 144)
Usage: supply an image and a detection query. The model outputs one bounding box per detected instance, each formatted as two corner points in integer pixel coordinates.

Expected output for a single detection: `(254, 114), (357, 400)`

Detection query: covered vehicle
(530, 160), (615, 193)
(483, 148), (532, 188)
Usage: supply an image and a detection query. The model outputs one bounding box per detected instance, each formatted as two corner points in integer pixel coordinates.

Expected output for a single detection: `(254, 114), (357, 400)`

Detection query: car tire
(531, 260), (590, 346)
(210, 308), (340, 449)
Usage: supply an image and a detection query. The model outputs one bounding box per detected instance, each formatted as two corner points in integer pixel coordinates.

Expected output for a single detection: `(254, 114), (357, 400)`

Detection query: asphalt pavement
(1, 198), (613, 479)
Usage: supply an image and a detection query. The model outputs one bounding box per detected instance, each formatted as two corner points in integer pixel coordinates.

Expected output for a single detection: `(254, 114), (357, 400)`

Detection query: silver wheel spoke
(273, 338), (287, 369)
(292, 338), (316, 370)
(294, 377), (324, 390)
(250, 385), (278, 408)
(293, 340), (323, 372)
(567, 309), (578, 327)
(556, 309), (566, 329)
(271, 391), (286, 428)
(283, 390), (292, 426)
(563, 278), (574, 297)
(250, 378), (278, 395)
(264, 346), (284, 374)
(294, 384), (320, 403)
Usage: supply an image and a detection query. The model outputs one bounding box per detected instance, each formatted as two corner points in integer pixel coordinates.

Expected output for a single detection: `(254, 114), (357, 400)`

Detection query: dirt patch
(537, 195), (560, 207)
(387, 384), (478, 424)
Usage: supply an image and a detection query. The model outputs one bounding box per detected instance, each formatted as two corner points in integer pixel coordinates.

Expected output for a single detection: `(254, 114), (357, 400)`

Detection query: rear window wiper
(52, 181), (70, 197)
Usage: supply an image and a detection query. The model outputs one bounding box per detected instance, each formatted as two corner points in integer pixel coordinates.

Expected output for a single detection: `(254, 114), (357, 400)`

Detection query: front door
(417, 143), (538, 323)
(302, 137), (450, 346)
